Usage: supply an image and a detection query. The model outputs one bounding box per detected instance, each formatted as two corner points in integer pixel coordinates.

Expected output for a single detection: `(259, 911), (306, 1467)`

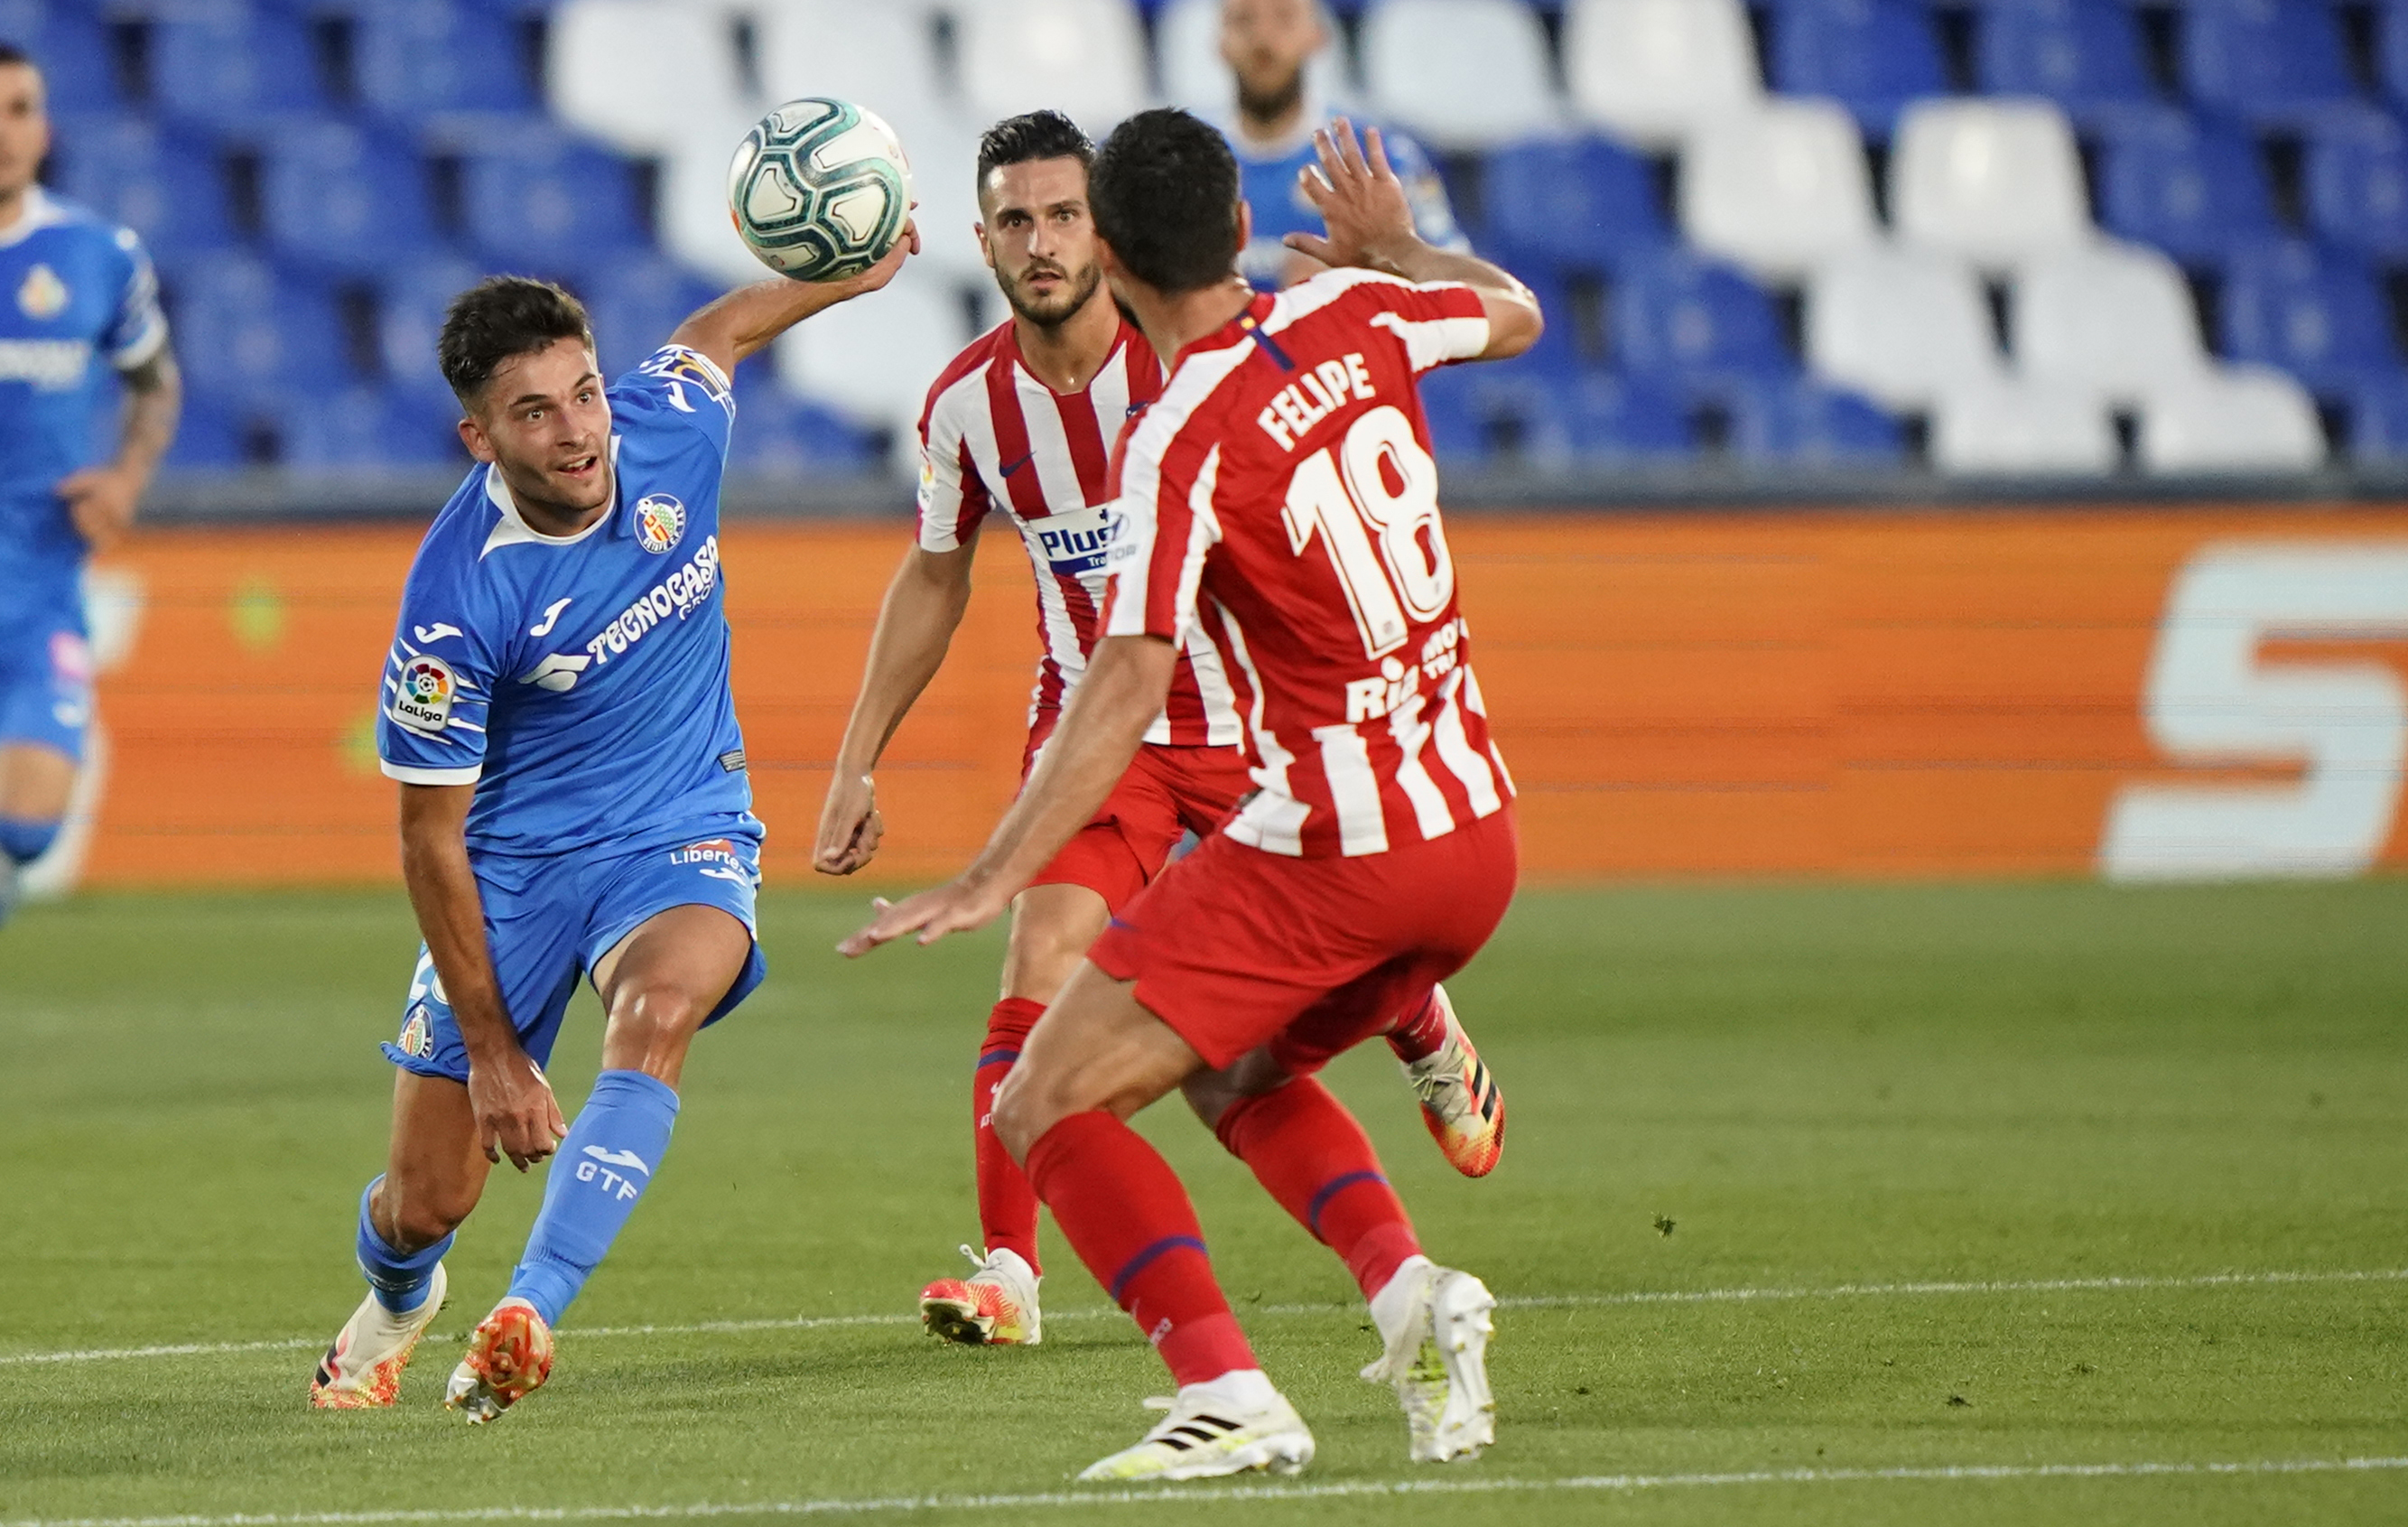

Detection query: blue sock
(0, 815), (60, 867)
(356, 1177), (451, 1315)
(506, 1069), (680, 1326)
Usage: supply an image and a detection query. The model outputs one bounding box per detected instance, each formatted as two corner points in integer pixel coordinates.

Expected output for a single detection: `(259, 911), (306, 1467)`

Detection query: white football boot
(309, 1262), (449, 1410)
(918, 1244), (1043, 1345)
(444, 1296), (554, 1424)
(1363, 1256), (1497, 1462)
(1076, 1371), (1316, 1483)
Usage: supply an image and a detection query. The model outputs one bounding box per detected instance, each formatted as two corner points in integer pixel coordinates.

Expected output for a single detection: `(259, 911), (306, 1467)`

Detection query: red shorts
(1023, 738), (1256, 915)
(1088, 808), (1520, 1073)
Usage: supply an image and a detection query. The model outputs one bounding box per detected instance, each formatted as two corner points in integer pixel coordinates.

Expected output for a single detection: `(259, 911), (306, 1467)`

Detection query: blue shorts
(0, 603), (91, 760)
(383, 819), (768, 1084)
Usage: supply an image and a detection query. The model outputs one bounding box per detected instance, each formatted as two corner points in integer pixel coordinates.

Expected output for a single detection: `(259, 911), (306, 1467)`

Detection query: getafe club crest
(635, 493), (686, 554)
(16, 263), (65, 321)
(390, 654), (457, 734)
(397, 1004), (434, 1058)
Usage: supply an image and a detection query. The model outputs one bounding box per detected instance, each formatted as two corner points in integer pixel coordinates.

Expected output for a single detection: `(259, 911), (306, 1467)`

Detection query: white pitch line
(7, 1266), (2403, 1369)
(6, 1456), (2405, 1526)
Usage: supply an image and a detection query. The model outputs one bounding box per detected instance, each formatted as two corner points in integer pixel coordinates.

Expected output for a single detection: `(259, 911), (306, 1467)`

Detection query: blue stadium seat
(147, 1), (329, 126)
(1415, 362), (1574, 465)
(456, 129), (646, 275)
(1563, 374), (1697, 461)
(45, 114), (234, 256)
(353, 0), (535, 117)
(2217, 238), (2404, 396)
(161, 398), (247, 468)
(2304, 107), (2408, 260)
(376, 255), (483, 410)
(726, 380), (880, 474)
(1725, 376), (1903, 463)
(2092, 107), (2282, 265)
(0, 1), (122, 109)
(1764, 0), (1948, 138)
(1609, 250), (1794, 386)
(260, 122), (442, 277)
(167, 253), (350, 407)
(2343, 371), (2408, 461)
(2182, 0), (2363, 125)
(277, 385), (469, 468)
(1974, 0), (2160, 120)
(581, 256), (724, 381)
(1480, 134), (1669, 276)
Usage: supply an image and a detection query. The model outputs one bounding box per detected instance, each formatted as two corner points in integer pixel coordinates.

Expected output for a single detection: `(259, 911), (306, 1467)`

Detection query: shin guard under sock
(1214, 1077), (1422, 1300)
(1025, 1110), (1255, 1387)
(355, 1177), (451, 1315)
(506, 1069), (679, 1326)
(974, 996), (1046, 1272)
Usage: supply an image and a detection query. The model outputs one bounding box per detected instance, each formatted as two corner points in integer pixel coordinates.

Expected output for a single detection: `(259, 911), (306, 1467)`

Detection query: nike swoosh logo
(999, 452), (1034, 478)
(413, 623), (464, 644)
(581, 1145), (652, 1175)
(529, 598), (572, 637)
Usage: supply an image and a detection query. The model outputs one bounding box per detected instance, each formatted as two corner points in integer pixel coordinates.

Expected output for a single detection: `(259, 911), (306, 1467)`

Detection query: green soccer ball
(727, 98), (914, 283)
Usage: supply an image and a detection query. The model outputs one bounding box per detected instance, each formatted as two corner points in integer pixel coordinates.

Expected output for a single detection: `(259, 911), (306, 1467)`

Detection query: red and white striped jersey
(916, 317), (1244, 748)
(1102, 269), (1514, 859)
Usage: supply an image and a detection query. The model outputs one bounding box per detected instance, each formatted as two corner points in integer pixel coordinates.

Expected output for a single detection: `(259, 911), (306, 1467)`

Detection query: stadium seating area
(26, 0), (2408, 480)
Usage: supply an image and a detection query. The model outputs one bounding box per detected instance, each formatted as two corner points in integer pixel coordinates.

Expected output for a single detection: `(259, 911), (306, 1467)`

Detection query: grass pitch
(3, 880), (2405, 1526)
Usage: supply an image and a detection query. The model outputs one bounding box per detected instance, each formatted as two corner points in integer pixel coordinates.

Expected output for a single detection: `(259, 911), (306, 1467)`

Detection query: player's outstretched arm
(668, 219), (924, 378)
(398, 783), (567, 1171)
(61, 348), (181, 554)
(814, 539), (979, 876)
(1285, 120), (1543, 362)
(839, 633), (1176, 955)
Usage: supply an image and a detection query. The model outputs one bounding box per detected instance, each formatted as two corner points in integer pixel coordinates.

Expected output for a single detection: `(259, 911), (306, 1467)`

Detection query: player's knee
(0, 814), (61, 867)
(603, 981), (707, 1075)
(989, 1066), (1060, 1162)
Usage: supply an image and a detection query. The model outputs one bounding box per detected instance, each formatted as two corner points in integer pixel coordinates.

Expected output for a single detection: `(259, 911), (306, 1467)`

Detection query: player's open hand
(813, 771), (885, 876)
(842, 217), (922, 299)
(837, 879), (1009, 956)
(1287, 119), (1419, 276)
(468, 1045), (568, 1172)
(60, 465), (140, 553)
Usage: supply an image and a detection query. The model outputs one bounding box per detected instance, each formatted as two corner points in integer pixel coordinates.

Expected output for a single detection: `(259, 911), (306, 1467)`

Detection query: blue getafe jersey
(1209, 105), (1469, 290)
(0, 187), (168, 614)
(376, 345), (753, 858)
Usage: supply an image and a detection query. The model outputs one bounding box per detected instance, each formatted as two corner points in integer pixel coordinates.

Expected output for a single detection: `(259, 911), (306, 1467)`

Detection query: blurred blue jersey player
(1204, 0), (1466, 290)
(308, 231), (922, 1420)
(0, 44), (181, 921)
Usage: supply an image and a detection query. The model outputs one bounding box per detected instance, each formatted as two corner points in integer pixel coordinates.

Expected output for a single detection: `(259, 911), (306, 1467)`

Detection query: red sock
(1384, 987), (1448, 1064)
(974, 997), (1046, 1274)
(1025, 1111), (1257, 1387)
(1215, 1077), (1422, 1300)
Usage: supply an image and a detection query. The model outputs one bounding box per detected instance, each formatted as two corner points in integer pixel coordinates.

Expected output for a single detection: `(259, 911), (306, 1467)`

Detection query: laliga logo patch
(16, 263), (66, 321)
(635, 493), (686, 554)
(398, 1005), (434, 1058)
(391, 654), (458, 734)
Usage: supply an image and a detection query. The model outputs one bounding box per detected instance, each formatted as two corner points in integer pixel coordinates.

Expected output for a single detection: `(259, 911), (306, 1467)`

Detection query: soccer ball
(727, 98), (914, 283)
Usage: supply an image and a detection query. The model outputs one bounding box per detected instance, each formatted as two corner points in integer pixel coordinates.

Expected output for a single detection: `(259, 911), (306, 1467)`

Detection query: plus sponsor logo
(583, 535), (720, 667)
(576, 1143), (650, 1202)
(1033, 504), (1118, 577)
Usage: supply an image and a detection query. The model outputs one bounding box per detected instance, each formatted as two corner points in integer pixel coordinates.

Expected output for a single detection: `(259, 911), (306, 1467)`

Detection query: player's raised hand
(1287, 119), (1419, 276)
(60, 464), (140, 553)
(838, 879), (1009, 956)
(814, 771), (885, 876)
(841, 216), (922, 299)
(469, 1044), (568, 1172)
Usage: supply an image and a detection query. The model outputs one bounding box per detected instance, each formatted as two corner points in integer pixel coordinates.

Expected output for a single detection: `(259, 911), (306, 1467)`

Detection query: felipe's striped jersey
(916, 317), (1244, 749)
(1102, 270), (1513, 859)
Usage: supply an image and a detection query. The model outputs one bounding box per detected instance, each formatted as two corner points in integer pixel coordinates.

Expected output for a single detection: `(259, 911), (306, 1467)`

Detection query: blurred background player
(814, 109), (1505, 1352)
(0, 43), (179, 924)
(843, 111), (1540, 1480)
(1211, 0), (1466, 289)
(309, 237), (915, 1421)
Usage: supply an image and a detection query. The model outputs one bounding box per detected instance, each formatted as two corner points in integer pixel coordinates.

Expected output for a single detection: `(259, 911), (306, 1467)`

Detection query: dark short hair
(976, 109), (1094, 193)
(1089, 108), (1241, 296)
(0, 43), (31, 70)
(437, 276), (593, 405)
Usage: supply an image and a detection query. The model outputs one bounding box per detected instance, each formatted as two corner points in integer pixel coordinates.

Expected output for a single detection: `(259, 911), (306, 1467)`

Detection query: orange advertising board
(55, 507), (2408, 889)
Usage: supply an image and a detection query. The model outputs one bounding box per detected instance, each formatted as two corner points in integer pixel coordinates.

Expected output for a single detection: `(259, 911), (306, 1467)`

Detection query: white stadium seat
(1681, 98), (1877, 282)
(1806, 247), (2002, 409)
(1157, 0), (1347, 114)
(954, 0), (1149, 135)
(1361, 0), (1561, 151)
(2139, 367), (2327, 473)
(1892, 98), (2089, 272)
(1563, 0), (1762, 150)
(775, 263), (978, 459)
(658, 112), (782, 289)
(2015, 241), (2209, 405)
(1931, 382), (2116, 474)
(548, 0), (745, 158)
